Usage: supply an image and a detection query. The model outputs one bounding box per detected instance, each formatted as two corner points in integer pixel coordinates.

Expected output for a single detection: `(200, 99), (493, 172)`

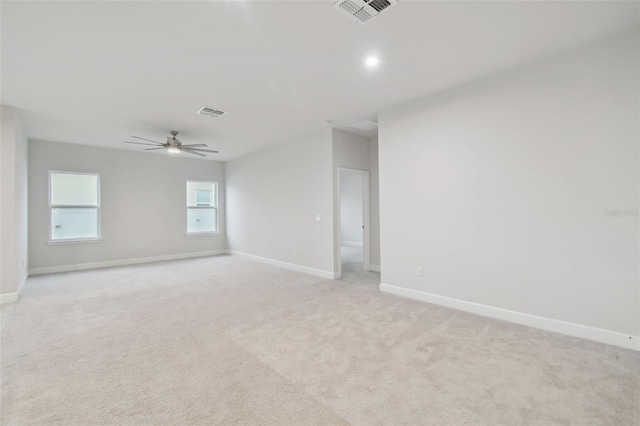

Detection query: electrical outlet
(417, 267), (423, 277)
(294, 248), (299, 256)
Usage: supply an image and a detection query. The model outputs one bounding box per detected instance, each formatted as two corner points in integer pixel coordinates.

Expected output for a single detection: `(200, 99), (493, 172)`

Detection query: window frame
(186, 180), (218, 236)
(48, 170), (102, 244)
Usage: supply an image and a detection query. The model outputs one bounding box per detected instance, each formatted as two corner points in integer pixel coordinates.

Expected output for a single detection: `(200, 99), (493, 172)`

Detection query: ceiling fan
(124, 131), (218, 157)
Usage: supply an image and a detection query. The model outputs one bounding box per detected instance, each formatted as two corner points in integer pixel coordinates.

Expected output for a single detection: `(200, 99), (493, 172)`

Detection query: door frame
(336, 167), (370, 278)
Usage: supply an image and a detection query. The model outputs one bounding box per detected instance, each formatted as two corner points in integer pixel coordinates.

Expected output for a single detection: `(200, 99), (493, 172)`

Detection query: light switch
(316, 215), (321, 222)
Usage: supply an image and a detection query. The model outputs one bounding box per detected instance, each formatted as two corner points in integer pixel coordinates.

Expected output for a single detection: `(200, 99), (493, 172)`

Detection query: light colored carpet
(1, 254), (638, 425)
(340, 244), (379, 284)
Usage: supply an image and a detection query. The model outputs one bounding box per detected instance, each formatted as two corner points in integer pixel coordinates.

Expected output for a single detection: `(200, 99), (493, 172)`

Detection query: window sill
(47, 238), (103, 245)
(186, 232), (219, 237)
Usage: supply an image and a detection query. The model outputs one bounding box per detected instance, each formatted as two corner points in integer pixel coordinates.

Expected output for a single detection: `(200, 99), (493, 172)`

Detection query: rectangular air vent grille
(334, 0), (398, 25)
(369, 0), (391, 13)
(350, 120), (378, 131)
(197, 107), (225, 118)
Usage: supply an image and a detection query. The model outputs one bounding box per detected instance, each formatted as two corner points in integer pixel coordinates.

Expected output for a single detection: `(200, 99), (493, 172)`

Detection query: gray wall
(379, 33), (639, 336)
(332, 129), (378, 273)
(225, 129), (335, 274)
(29, 140), (226, 270)
(368, 137), (380, 268)
(0, 105), (29, 298)
(225, 128), (381, 277)
(339, 171), (363, 245)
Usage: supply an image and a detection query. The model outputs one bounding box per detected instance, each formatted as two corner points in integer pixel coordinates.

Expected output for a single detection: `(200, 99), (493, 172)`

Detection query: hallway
(340, 244), (380, 284)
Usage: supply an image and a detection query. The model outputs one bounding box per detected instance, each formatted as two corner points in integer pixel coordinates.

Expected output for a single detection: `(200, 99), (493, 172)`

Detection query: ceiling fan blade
(182, 148), (206, 157)
(180, 144), (208, 148)
(131, 136), (164, 145)
(187, 148), (219, 153)
(144, 147), (167, 151)
(125, 141), (161, 146)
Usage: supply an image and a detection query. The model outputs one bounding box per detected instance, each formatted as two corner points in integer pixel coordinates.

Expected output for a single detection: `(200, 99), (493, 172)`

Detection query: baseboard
(0, 273), (28, 304)
(380, 283), (640, 352)
(17, 272), (27, 296)
(229, 250), (335, 280)
(0, 292), (18, 304)
(28, 250), (228, 276)
(341, 241), (364, 247)
(369, 264), (381, 273)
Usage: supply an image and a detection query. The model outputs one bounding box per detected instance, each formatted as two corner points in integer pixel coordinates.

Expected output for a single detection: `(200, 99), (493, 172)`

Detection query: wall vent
(350, 120), (378, 131)
(197, 106), (225, 118)
(334, 0), (398, 25)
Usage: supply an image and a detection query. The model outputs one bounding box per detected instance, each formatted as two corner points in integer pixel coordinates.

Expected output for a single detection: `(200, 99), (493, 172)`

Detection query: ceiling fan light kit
(124, 130), (218, 157)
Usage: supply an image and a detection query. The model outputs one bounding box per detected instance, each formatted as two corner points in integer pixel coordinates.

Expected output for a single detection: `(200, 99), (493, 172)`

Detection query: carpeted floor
(340, 244), (379, 284)
(1, 254), (638, 425)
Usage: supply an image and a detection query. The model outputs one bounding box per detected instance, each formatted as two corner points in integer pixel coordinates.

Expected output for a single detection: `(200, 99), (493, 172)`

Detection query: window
(49, 171), (100, 242)
(187, 181), (217, 234)
(195, 189), (212, 206)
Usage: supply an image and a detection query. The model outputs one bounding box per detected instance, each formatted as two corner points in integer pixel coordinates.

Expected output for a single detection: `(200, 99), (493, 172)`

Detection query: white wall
(379, 33), (639, 339)
(0, 105), (29, 301)
(29, 140), (226, 271)
(369, 137), (381, 268)
(225, 129), (334, 276)
(339, 171), (363, 245)
(332, 129), (371, 171)
(332, 129), (372, 274)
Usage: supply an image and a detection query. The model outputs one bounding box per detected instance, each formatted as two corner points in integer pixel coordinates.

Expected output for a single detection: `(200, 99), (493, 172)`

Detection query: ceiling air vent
(334, 0), (398, 25)
(197, 106), (225, 118)
(350, 120), (378, 131)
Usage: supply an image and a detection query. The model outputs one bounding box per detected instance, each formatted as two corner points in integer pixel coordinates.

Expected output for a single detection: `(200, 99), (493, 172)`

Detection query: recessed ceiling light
(365, 56), (379, 68)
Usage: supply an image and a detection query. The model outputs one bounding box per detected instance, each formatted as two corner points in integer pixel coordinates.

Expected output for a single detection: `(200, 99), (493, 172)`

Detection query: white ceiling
(2, 1), (638, 161)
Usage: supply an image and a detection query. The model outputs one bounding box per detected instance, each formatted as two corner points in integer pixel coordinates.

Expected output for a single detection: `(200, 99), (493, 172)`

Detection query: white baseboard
(229, 250), (335, 280)
(17, 272), (26, 296)
(28, 250), (228, 276)
(341, 241), (364, 247)
(0, 273), (28, 304)
(0, 292), (18, 304)
(380, 283), (640, 352)
(369, 264), (381, 273)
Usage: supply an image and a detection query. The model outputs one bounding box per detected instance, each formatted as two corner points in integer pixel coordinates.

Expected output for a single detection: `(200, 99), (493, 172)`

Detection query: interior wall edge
(0, 273), (27, 304)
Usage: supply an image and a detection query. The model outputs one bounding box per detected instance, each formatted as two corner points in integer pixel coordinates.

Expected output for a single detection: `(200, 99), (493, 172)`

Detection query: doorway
(337, 168), (370, 279)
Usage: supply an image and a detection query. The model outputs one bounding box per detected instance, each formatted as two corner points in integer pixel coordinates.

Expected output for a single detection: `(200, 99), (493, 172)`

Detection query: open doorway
(337, 168), (370, 279)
